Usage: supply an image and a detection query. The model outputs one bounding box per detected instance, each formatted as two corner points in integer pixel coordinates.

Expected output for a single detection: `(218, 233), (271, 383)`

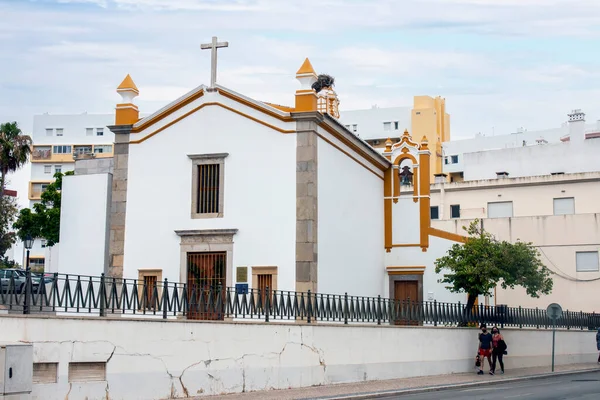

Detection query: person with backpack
(596, 328), (600, 364)
(477, 324), (494, 375)
(491, 326), (507, 375)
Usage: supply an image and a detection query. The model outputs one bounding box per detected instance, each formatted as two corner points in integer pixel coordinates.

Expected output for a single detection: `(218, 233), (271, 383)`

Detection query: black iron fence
(1, 272), (599, 330)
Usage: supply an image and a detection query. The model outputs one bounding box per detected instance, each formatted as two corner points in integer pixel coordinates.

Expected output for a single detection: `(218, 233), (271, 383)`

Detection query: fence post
(23, 267), (32, 315)
(519, 306), (522, 329)
(162, 278), (168, 320)
(580, 311), (584, 330)
(307, 290), (312, 324)
(377, 295), (381, 325)
(536, 307), (539, 329)
(99, 273), (106, 317)
(344, 293), (348, 325)
(433, 300), (438, 327)
(567, 310), (570, 330)
(265, 286), (270, 323)
(458, 301), (462, 326)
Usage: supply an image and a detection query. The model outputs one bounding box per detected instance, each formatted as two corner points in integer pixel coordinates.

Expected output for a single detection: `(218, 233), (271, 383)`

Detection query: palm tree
(0, 122), (32, 200)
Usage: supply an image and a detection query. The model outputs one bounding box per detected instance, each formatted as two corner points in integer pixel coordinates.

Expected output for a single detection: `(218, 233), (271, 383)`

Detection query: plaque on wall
(236, 266), (248, 283)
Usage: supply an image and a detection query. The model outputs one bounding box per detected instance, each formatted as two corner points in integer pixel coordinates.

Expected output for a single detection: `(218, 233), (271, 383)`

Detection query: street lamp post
(23, 234), (34, 315)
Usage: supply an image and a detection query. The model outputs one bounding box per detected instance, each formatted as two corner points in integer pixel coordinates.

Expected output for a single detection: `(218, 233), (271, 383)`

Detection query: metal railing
(1, 272), (599, 330)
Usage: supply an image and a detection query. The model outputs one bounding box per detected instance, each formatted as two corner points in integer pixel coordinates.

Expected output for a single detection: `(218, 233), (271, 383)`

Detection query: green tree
(13, 171), (74, 247)
(0, 122), (32, 200)
(0, 193), (18, 262)
(434, 220), (553, 315)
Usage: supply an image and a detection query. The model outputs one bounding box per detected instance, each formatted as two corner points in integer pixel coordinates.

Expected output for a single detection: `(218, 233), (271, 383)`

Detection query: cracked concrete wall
(0, 316), (596, 399)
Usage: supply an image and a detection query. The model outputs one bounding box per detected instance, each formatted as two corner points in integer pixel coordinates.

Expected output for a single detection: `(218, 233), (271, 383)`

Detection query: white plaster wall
(124, 95), (296, 291)
(58, 174), (111, 276)
(433, 215), (600, 312)
(391, 197), (421, 244)
(430, 173), (600, 220)
(0, 316), (596, 400)
(461, 140), (600, 181)
(317, 137), (385, 297)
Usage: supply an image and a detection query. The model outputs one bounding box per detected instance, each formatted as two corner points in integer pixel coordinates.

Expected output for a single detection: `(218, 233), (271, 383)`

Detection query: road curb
(320, 367), (600, 399)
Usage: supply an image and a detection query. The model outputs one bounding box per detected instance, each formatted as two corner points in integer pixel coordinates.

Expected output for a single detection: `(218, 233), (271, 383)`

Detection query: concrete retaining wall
(0, 315), (596, 399)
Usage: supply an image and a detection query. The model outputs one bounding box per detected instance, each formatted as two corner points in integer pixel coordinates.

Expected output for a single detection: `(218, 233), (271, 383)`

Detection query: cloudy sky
(2, 0), (600, 137)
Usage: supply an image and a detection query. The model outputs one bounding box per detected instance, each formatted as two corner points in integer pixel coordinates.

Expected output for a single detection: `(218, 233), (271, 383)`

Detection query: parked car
(0, 269), (41, 293)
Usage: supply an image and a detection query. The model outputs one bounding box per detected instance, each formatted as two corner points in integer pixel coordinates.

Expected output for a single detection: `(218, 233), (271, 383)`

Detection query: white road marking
(504, 393), (533, 399)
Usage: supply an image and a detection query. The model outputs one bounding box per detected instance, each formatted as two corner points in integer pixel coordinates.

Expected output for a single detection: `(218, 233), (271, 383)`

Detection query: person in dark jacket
(491, 326), (507, 374)
(596, 328), (600, 364)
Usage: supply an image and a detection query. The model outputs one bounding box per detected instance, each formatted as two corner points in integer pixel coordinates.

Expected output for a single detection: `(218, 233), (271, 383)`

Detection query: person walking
(491, 326), (507, 374)
(596, 328), (600, 364)
(477, 323), (493, 375)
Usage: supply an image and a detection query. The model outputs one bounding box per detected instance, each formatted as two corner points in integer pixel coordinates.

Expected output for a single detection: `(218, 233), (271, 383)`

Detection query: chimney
(496, 171), (509, 179)
(567, 109), (585, 142)
(434, 173), (447, 184)
(115, 74), (140, 125)
(295, 58), (318, 112)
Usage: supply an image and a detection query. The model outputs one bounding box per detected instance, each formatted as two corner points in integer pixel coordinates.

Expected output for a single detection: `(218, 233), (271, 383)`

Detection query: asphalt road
(377, 371), (600, 400)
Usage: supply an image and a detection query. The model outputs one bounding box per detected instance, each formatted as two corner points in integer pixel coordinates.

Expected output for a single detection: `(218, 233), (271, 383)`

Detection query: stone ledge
(174, 229), (238, 237)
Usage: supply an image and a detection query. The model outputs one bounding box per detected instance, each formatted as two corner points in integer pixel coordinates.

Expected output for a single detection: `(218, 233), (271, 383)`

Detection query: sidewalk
(203, 363), (599, 400)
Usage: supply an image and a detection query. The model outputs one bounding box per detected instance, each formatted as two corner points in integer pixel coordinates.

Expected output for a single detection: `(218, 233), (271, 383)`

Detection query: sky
(2, 0), (600, 196)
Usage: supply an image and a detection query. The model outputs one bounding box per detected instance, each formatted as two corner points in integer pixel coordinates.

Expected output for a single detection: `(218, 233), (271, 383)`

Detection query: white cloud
(111, 0), (266, 11)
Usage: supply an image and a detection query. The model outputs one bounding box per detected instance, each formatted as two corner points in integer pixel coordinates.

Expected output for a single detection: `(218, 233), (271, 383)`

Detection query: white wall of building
(317, 136), (385, 297)
(124, 97), (297, 290)
(30, 163), (74, 181)
(58, 174), (111, 276)
(339, 107), (411, 141)
(32, 114), (115, 145)
(0, 316), (595, 399)
(461, 140), (600, 181)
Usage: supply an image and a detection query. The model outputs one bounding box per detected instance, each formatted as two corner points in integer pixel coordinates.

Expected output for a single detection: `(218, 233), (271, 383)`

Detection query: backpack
(498, 339), (508, 354)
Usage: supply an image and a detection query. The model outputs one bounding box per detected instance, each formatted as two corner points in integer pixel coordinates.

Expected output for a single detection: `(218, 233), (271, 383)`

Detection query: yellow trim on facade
(386, 266), (426, 275)
(429, 227), (467, 243)
(117, 74), (139, 93)
(296, 58), (316, 75)
(130, 102), (295, 144)
(418, 147), (431, 251)
(316, 134), (383, 180)
(132, 90), (205, 133)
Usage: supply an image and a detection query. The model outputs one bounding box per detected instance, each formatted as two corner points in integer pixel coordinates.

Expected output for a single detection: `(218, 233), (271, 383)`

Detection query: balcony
(32, 149), (52, 161)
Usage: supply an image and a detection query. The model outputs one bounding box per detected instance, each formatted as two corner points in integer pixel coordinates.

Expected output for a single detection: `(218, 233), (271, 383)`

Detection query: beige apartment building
(430, 172), (600, 312)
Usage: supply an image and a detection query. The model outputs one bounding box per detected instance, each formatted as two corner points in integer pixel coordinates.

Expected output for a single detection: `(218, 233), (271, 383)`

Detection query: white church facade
(58, 49), (471, 318)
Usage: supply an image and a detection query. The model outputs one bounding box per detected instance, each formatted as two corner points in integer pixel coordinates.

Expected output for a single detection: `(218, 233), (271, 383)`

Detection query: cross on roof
(201, 36), (229, 88)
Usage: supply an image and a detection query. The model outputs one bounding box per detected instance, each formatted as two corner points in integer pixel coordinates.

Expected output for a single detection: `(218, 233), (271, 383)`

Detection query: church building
(58, 39), (467, 316)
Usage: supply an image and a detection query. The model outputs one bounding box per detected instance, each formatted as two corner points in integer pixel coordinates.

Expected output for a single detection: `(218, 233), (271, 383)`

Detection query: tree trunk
(460, 293), (479, 327)
(0, 169), (5, 202)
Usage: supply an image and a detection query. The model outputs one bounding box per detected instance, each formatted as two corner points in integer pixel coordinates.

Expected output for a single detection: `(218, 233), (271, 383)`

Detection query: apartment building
(27, 113), (115, 270)
(442, 109), (600, 182)
(429, 172), (600, 311)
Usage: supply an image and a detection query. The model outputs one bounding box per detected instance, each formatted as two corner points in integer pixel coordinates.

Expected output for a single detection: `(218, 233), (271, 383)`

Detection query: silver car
(0, 269), (41, 293)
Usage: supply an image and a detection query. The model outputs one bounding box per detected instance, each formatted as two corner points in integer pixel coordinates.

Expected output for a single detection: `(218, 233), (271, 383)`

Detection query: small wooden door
(394, 281), (419, 325)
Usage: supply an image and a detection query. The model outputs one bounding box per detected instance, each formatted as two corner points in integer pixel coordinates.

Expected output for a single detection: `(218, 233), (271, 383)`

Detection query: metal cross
(201, 36), (229, 87)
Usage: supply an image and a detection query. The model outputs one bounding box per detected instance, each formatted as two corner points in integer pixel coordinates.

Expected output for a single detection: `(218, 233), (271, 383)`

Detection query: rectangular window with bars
(197, 164), (220, 214)
(189, 153), (228, 218)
